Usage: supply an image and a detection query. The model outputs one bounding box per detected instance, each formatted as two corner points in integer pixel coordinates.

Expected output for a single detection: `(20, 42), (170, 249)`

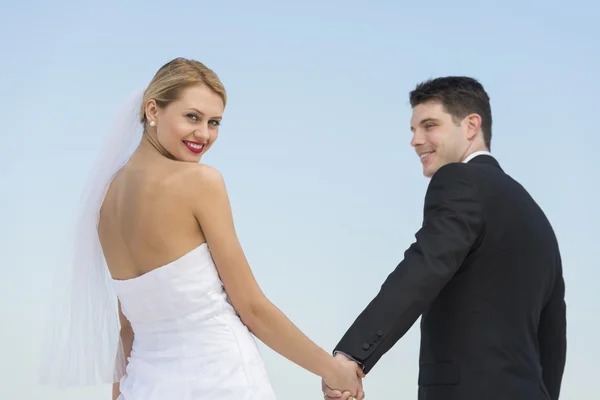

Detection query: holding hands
(322, 353), (365, 400)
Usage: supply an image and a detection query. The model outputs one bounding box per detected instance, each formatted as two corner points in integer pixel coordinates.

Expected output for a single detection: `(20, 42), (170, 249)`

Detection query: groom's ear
(464, 113), (482, 140)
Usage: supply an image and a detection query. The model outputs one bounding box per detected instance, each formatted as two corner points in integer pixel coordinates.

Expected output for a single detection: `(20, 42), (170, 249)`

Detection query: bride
(40, 57), (364, 400)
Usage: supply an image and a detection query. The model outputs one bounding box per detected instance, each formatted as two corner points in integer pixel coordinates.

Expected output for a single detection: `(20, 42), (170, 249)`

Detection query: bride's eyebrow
(187, 108), (204, 115)
(187, 108), (222, 119)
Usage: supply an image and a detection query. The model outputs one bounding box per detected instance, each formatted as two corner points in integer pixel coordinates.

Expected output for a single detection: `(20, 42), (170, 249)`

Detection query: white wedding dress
(111, 243), (277, 400)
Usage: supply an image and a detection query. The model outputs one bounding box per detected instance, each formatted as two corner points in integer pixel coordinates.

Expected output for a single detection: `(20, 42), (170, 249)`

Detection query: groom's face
(410, 101), (470, 177)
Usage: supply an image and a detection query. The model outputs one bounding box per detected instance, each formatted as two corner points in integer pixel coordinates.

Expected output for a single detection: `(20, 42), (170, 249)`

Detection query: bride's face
(147, 84), (224, 162)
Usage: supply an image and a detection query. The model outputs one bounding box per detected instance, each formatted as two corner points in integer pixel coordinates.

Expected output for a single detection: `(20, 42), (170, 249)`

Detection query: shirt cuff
(333, 351), (364, 369)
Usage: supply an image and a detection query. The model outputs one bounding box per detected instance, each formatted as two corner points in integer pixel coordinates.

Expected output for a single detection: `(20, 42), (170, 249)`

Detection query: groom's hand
(321, 353), (365, 400)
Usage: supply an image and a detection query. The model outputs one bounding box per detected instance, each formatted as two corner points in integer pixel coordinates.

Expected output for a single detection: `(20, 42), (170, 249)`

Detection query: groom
(324, 77), (567, 400)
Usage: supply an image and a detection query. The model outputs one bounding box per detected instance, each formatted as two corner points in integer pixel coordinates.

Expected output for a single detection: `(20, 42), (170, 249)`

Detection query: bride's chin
(182, 155), (202, 163)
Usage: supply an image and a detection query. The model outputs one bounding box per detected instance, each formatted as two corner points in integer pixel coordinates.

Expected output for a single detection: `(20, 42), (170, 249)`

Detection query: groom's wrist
(333, 351), (363, 368)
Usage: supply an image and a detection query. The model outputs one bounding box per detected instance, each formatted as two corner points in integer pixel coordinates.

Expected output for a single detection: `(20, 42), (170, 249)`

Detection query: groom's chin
(422, 160), (445, 177)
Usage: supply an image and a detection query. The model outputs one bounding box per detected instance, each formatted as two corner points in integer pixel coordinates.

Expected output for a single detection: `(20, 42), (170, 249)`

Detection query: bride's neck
(137, 130), (177, 161)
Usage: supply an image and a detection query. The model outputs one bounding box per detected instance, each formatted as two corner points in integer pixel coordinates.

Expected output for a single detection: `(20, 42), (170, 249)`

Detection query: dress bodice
(113, 243), (235, 331)
(111, 243), (276, 400)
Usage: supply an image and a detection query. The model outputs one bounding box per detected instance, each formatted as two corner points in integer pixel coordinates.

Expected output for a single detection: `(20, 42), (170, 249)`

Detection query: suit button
(376, 330), (383, 336)
(362, 343), (370, 350)
(373, 335), (379, 342)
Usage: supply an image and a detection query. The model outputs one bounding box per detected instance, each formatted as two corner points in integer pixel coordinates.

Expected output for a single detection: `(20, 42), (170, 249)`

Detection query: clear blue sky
(1, 0), (598, 398)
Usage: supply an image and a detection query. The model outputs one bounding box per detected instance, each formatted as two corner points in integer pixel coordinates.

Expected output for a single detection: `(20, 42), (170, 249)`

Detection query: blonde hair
(140, 57), (227, 124)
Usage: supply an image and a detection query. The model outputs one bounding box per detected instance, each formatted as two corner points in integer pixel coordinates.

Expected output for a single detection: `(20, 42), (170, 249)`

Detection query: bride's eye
(186, 113), (199, 121)
(208, 120), (221, 126)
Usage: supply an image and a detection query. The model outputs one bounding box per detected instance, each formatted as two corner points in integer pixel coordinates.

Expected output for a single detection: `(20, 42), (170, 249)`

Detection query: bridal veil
(39, 88), (146, 387)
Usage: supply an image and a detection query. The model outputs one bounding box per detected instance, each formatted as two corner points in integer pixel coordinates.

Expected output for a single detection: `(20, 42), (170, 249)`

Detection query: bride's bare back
(98, 157), (205, 281)
(51, 59), (363, 400)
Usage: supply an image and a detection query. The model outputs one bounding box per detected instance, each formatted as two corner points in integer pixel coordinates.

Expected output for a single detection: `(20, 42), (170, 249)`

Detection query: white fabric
(39, 88), (277, 397)
(463, 150), (492, 163)
(40, 89), (146, 387)
(112, 243), (277, 400)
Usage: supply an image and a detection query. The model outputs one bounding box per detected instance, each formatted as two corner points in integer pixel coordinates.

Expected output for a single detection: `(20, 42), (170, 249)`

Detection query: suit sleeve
(538, 257), (567, 400)
(333, 163), (484, 373)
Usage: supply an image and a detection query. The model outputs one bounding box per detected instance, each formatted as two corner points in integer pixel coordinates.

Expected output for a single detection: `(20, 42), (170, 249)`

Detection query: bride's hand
(322, 357), (365, 400)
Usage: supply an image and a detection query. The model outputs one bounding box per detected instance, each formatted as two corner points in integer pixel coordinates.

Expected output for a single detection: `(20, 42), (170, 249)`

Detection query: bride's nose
(193, 125), (210, 141)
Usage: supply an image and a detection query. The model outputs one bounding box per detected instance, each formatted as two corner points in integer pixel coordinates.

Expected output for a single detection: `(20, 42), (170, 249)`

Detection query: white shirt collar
(463, 150), (492, 163)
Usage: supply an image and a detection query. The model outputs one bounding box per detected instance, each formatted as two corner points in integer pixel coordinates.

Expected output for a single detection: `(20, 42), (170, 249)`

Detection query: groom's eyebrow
(410, 118), (437, 132)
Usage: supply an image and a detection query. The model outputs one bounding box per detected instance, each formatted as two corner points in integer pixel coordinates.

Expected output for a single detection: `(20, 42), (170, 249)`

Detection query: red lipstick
(183, 140), (205, 154)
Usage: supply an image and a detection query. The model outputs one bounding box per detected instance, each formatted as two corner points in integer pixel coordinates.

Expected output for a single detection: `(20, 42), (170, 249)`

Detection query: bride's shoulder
(191, 162), (224, 182)
(178, 162), (227, 193)
(177, 164), (231, 213)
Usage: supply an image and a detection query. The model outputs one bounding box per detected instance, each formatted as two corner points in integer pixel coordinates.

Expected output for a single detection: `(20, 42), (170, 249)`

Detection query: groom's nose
(410, 130), (425, 147)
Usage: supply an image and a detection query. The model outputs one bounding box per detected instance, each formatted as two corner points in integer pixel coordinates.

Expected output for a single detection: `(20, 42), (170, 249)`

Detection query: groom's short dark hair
(409, 76), (493, 150)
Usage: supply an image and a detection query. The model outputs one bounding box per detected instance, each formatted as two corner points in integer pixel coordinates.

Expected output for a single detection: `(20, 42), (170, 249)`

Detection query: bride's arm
(112, 302), (133, 400)
(189, 165), (362, 398)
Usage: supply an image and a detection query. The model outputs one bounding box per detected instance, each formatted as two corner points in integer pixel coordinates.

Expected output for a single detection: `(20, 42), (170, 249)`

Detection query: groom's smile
(419, 151), (435, 161)
(418, 151), (436, 170)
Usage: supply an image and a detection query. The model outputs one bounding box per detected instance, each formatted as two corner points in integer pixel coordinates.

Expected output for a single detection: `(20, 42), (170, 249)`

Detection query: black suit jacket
(334, 155), (567, 400)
